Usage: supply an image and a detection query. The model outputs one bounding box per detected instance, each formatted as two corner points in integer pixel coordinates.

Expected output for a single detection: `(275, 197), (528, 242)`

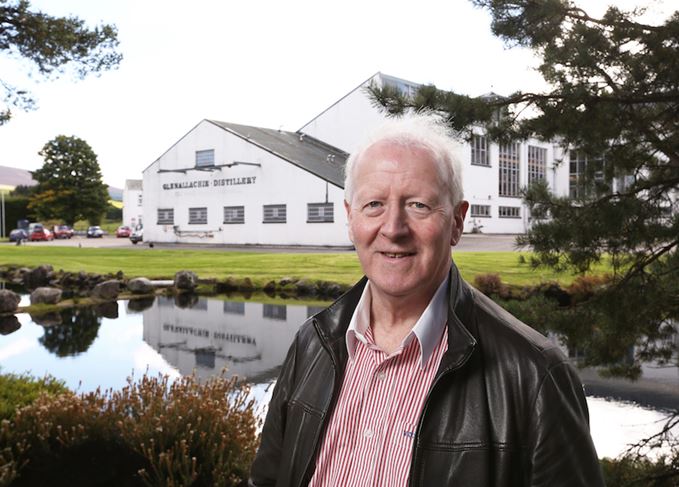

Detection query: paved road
(7, 233), (525, 253)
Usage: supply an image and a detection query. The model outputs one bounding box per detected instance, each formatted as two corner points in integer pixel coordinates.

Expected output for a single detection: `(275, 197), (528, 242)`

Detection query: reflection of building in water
(143, 296), (324, 383)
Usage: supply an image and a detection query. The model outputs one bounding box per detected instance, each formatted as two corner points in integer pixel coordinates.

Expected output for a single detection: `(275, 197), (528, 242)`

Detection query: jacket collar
(313, 260), (477, 373)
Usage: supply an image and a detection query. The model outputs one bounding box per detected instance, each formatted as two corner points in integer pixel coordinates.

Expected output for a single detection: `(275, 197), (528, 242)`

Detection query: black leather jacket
(250, 264), (605, 486)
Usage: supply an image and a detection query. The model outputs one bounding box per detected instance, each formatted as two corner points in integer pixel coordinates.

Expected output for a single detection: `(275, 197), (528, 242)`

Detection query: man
(250, 113), (605, 486)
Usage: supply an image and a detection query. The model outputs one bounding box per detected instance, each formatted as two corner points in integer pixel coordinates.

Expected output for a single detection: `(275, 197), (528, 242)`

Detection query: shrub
(473, 273), (505, 297)
(566, 274), (611, 303)
(0, 372), (259, 487)
(0, 372), (70, 421)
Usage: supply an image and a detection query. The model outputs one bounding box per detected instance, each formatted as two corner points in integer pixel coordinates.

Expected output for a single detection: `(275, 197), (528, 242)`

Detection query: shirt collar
(346, 274), (449, 368)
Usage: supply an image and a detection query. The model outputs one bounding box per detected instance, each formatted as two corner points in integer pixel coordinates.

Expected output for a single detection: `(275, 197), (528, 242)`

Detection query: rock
(95, 301), (119, 319)
(295, 279), (316, 295)
(174, 270), (198, 291)
(115, 270), (124, 280)
(127, 297), (155, 313)
(0, 289), (21, 313)
(215, 277), (238, 293)
(91, 280), (121, 300)
(238, 277), (255, 292)
(127, 277), (154, 294)
(0, 315), (21, 335)
(24, 265), (54, 289)
(30, 287), (63, 305)
(279, 276), (297, 286)
(175, 293), (198, 309)
(30, 312), (62, 326)
(263, 280), (276, 293)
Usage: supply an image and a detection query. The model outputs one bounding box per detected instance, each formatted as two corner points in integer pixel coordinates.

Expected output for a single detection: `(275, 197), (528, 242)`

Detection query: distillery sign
(162, 176), (257, 191)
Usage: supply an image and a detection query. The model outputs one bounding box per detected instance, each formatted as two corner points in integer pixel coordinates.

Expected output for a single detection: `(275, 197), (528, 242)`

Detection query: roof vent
(299, 133), (305, 142)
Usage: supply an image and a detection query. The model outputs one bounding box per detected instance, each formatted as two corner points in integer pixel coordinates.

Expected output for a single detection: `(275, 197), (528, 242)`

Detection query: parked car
(53, 225), (74, 239)
(86, 226), (104, 238)
(29, 224), (53, 241)
(130, 227), (143, 244)
(115, 225), (132, 238)
(9, 229), (28, 242)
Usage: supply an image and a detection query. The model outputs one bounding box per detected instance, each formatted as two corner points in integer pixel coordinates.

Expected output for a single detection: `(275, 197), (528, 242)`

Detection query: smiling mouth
(380, 252), (415, 258)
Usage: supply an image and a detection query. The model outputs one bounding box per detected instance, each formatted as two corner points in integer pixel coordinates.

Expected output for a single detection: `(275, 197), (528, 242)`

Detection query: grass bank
(0, 246), (605, 287)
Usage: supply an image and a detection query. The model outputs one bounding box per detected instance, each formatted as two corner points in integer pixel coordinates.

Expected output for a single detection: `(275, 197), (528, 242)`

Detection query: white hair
(344, 112), (464, 208)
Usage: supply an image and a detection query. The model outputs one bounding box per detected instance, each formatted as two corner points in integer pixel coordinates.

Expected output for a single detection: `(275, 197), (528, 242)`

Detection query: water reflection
(142, 296), (312, 384)
(0, 294), (677, 459)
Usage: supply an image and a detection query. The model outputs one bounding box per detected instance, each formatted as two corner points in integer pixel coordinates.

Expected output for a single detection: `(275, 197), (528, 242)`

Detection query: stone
(30, 312), (62, 326)
(295, 279), (316, 295)
(127, 297), (155, 313)
(263, 280), (276, 293)
(238, 277), (255, 292)
(0, 289), (21, 313)
(215, 277), (238, 293)
(279, 276), (297, 286)
(0, 315), (21, 335)
(174, 270), (198, 291)
(91, 280), (121, 300)
(24, 265), (54, 289)
(30, 287), (63, 305)
(95, 301), (119, 319)
(127, 277), (154, 294)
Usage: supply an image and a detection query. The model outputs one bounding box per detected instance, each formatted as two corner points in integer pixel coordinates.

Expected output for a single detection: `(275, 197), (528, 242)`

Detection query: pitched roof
(207, 120), (348, 188)
(0, 165), (36, 188)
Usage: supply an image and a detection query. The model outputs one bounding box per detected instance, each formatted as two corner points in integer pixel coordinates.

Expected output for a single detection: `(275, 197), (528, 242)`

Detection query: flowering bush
(0, 372), (259, 487)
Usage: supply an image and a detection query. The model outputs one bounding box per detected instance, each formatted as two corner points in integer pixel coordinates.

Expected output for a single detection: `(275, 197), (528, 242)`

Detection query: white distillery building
(122, 179), (143, 229)
(142, 119), (350, 246)
(138, 72), (575, 245)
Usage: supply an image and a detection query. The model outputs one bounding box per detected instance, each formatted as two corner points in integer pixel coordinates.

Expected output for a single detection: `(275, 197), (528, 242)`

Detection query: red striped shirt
(309, 278), (449, 487)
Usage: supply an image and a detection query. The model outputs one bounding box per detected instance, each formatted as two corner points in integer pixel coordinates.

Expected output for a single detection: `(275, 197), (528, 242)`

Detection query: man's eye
(366, 201), (382, 209)
(408, 202), (429, 210)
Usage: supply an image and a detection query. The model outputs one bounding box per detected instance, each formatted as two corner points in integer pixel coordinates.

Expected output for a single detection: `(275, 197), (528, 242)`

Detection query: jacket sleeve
(249, 335), (299, 487)
(527, 361), (605, 487)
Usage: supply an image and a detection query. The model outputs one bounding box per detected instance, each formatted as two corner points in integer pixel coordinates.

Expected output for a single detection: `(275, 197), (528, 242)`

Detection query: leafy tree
(0, 0), (121, 124)
(29, 135), (109, 225)
(371, 0), (679, 480)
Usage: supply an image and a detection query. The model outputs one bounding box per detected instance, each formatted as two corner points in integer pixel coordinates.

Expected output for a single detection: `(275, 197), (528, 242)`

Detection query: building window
(471, 135), (490, 166)
(470, 204), (491, 217)
(137, 194), (143, 206)
(528, 146), (547, 183)
(188, 207), (208, 224)
(223, 301), (245, 315)
(569, 151), (606, 198)
(307, 202), (334, 223)
(263, 204), (286, 223)
(499, 143), (520, 197)
(157, 208), (174, 225)
(499, 206), (521, 218)
(263, 304), (286, 321)
(195, 149), (215, 167)
(223, 206), (245, 224)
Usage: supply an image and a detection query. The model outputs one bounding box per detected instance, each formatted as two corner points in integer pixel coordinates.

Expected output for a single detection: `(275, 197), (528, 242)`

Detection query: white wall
(122, 184), (143, 229)
(142, 121), (351, 246)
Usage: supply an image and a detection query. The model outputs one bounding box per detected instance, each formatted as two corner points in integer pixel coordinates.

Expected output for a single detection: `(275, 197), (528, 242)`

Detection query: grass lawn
(0, 246), (602, 287)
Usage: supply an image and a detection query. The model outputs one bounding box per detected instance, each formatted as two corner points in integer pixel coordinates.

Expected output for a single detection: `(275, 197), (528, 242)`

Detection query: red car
(53, 225), (74, 239)
(116, 225), (132, 238)
(29, 225), (54, 241)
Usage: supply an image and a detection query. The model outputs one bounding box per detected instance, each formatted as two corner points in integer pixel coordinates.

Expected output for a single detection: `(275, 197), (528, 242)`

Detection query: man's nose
(379, 204), (410, 240)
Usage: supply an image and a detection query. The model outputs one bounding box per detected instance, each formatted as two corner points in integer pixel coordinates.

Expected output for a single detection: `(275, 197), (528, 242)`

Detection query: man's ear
(450, 201), (469, 247)
(344, 200), (354, 243)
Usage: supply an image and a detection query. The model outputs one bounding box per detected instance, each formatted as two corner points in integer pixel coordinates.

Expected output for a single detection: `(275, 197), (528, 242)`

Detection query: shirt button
(364, 429), (374, 439)
(376, 371), (386, 381)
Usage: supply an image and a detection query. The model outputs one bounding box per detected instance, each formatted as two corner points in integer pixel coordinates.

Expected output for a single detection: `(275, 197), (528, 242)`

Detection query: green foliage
(29, 135), (109, 225)
(1, 195), (33, 235)
(0, 0), (121, 124)
(0, 372), (259, 487)
(0, 372), (69, 421)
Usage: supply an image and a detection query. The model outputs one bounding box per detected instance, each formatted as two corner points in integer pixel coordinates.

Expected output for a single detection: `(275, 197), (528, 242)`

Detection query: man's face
(345, 140), (468, 306)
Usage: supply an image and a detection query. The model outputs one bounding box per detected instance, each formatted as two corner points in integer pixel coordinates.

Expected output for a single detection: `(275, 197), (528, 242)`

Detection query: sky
(0, 0), (672, 189)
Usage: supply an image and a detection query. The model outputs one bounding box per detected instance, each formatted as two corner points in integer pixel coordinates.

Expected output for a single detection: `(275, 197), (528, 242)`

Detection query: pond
(1, 295), (677, 460)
